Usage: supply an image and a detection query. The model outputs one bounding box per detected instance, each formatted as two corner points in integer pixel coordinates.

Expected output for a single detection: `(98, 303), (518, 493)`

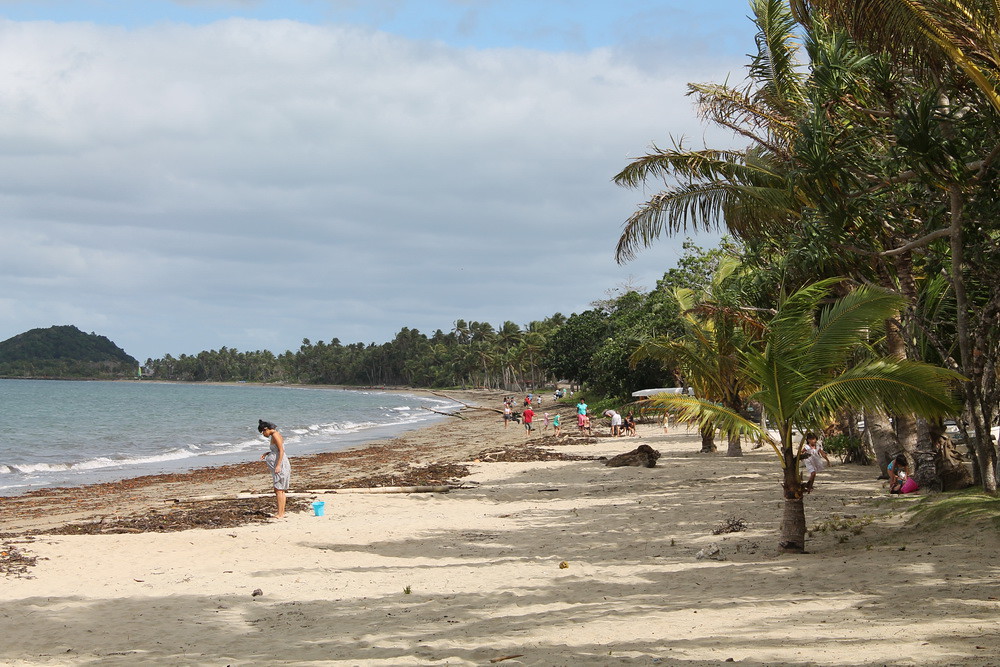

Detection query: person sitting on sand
(258, 419), (290, 518)
(888, 454), (917, 494)
(624, 413), (636, 436)
(801, 432), (830, 493)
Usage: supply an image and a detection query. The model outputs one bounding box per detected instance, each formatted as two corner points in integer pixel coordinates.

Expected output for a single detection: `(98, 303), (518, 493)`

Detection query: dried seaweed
(1, 537), (38, 577)
(39, 496), (311, 535)
(474, 447), (593, 463)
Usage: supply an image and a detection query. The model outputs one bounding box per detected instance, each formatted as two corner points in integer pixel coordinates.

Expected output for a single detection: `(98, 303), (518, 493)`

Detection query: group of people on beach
(501, 395), (562, 436)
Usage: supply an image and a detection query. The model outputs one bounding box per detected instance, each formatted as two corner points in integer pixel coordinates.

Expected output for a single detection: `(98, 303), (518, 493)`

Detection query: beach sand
(2, 391), (999, 666)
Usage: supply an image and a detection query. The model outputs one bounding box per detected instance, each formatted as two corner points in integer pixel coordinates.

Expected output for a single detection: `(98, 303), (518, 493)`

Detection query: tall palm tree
(640, 278), (962, 551)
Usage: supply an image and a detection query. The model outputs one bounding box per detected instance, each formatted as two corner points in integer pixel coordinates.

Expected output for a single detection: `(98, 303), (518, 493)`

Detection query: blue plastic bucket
(312, 501), (325, 516)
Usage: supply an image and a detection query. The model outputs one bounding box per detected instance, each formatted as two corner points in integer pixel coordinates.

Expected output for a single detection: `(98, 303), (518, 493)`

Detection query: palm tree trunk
(914, 418), (943, 493)
(886, 255), (920, 468)
(726, 433), (743, 457)
(779, 446), (806, 552)
(865, 409), (899, 478)
(699, 425), (717, 453)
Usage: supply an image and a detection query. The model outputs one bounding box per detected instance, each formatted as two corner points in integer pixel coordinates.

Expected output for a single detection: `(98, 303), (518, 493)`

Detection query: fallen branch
(420, 406), (467, 419)
(429, 391), (504, 414)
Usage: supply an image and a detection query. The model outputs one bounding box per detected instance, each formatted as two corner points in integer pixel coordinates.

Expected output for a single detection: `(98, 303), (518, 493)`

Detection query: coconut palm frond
(640, 394), (777, 456)
(615, 182), (735, 263)
(811, 284), (903, 364)
(750, 0), (809, 113)
(688, 82), (799, 135)
(796, 358), (964, 424)
(614, 145), (766, 189)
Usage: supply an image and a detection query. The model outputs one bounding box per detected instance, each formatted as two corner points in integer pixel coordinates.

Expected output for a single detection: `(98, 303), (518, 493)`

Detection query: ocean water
(0, 379), (461, 496)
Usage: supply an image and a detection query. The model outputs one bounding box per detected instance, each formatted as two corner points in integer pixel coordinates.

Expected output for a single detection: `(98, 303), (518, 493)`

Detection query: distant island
(0, 325), (139, 379)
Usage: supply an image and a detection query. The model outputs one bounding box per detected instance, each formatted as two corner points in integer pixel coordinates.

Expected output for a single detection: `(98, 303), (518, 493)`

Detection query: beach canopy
(631, 387), (694, 398)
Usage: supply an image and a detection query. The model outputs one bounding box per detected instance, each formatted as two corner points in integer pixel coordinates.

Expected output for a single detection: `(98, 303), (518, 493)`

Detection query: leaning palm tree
(640, 278), (963, 552)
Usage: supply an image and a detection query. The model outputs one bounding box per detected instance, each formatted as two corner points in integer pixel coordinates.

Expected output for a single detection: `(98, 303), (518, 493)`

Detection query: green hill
(0, 325), (139, 378)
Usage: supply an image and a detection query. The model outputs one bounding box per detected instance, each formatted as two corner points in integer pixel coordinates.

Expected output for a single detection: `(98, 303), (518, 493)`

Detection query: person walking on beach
(523, 405), (535, 434)
(258, 419), (290, 518)
(503, 402), (513, 428)
(552, 413), (561, 437)
(576, 398), (588, 429)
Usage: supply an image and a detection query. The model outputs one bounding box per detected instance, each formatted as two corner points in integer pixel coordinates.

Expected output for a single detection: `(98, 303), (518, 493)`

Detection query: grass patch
(907, 488), (1000, 532)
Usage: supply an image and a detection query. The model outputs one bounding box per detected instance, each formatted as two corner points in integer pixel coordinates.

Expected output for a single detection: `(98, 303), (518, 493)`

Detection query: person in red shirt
(522, 406), (534, 434)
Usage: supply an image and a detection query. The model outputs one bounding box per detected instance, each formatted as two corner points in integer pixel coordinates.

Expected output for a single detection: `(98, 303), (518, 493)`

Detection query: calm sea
(0, 379), (461, 496)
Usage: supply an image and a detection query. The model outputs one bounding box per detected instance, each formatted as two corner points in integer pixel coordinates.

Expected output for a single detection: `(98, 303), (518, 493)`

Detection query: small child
(543, 412), (551, 431)
(801, 432), (830, 493)
(553, 413), (561, 437)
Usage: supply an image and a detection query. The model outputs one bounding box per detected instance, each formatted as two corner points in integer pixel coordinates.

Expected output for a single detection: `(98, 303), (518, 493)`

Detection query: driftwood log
(604, 444), (661, 468)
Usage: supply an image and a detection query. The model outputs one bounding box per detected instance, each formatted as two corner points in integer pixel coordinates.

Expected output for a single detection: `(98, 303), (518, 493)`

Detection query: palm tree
(640, 278), (962, 552)
(633, 257), (763, 455)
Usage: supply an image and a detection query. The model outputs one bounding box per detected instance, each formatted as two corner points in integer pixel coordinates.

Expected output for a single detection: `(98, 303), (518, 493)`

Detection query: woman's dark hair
(805, 432), (818, 440)
(258, 419), (276, 433)
(894, 454), (908, 466)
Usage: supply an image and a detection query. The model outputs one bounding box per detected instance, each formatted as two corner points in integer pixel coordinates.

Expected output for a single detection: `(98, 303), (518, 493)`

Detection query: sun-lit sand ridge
(2, 390), (998, 665)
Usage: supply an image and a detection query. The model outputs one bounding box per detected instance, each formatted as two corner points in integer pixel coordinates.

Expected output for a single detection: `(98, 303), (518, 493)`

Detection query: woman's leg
(275, 488), (286, 518)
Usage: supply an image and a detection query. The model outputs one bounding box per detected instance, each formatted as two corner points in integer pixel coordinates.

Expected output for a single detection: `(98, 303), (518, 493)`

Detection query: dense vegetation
(0, 325), (139, 379)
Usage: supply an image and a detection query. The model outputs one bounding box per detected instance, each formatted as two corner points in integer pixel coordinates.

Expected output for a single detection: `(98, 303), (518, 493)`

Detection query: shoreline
(3, 399), (1000, 664)
(0, 389), (507, 534)
(0, 383), (479, 500)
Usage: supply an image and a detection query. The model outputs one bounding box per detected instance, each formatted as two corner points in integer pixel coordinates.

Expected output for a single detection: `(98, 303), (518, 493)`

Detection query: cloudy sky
(0, 0), (755, 362)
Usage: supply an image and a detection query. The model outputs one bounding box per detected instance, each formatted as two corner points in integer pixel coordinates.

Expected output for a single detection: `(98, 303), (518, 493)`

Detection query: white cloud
(0, 17), (743, 359)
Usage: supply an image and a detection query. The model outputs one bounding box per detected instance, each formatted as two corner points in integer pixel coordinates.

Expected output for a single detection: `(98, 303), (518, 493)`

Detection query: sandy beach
(2, 392), (999, 666)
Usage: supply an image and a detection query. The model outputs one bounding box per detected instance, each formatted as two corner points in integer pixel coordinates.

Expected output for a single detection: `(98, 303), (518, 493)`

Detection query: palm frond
(750, 0), (809, 113)
(638, 394), (779, 459)
(810, 284), (903, 368)
(795, 358), (964, 424)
